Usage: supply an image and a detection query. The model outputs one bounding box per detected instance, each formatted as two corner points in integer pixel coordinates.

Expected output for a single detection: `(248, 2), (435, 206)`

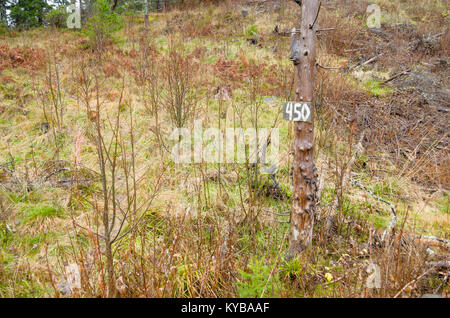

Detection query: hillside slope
(0, 0), (448, 297)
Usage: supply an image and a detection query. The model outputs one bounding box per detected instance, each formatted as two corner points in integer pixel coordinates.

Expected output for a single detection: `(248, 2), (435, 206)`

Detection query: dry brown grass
(0, 0), (448, 298)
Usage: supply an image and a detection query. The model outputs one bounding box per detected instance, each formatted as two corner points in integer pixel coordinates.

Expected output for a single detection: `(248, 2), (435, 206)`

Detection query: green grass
(370, 213), (390, 230)
(372, 179), (401, 198)
(17, 231), (59, 254)
(235, 256), (281, 297)
(245, 25), (258, 36)
(19, 203), (65, 223)
(362, 79), (393, 97)
(436, 193), (449, 214)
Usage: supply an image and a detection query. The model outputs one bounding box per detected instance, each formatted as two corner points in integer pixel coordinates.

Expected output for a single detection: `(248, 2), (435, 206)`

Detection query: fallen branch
(419, 236), (450, 250)
(262, 208), (290, 216)
(272, 25), (299, 36)
(383, 69), (410, 83)
(316, 28), (335, 32)
(394, 267), (434, 298)
(262, 208), (291, 223)
(434, 273), (449, 294)
(350, 53), (383, 70)
(350, 178), (397, 243)
(427, 29), (447, 41)
(427, 260), (450, 269)
(316, 62), (344, 70)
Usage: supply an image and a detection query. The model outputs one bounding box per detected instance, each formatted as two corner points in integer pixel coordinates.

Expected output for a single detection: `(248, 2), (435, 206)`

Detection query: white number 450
(284, 102), (311, 122)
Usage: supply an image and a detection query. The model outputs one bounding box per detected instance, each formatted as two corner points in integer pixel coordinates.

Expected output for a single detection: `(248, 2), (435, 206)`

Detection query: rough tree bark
(144, 0), (149, 28)
(111, 0), (118, 11)
(288, 0), (320, 258)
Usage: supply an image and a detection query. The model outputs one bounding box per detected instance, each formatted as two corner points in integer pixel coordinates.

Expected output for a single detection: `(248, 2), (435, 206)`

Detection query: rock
(241, 9), (248, 18)
(40, 122), (49, 134)
(246, 38), (258, 45)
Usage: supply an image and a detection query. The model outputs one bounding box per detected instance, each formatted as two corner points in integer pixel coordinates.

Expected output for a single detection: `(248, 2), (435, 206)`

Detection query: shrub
(162, 38), (198, 129)
(45, 7), (68, 28)
(0, 22), (7, 36)
(82, 0), (123, 53)
(9, 0), (51, 30)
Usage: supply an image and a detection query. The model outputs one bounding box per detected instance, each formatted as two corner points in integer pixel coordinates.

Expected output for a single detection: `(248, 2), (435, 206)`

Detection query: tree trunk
(111, 0), (118, 11)
(288, 0), (320, 258)
(144, 0), (149, 28)
(105, 239), (116, 297)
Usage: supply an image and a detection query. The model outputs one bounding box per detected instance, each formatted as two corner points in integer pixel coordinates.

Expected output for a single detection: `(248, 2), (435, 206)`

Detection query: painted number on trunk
(283, 102), (312, 122)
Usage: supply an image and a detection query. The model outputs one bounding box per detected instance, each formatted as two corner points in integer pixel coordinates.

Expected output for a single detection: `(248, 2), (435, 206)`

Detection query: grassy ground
(0, 0), (448, 297)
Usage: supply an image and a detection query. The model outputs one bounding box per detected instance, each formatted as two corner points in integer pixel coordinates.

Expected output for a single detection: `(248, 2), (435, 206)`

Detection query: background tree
(45, 4), (70, 28)
(9, 0), (51, 29)
(0, 0), (8, 26)
(83, 0), (123, 53)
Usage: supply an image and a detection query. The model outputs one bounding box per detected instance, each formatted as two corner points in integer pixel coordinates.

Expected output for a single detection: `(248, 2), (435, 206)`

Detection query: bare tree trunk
(94, 75), (117, 297)
(104, 236), (116, 297)
(111, 0), (118, 11)
(144, 0), (149, 28)
(288, 0), (320, 258)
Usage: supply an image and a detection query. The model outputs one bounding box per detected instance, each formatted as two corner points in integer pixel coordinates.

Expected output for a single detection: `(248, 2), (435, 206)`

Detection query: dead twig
(383, 69), (410, 84)
(350, 53), (383, 70)
(316, 62), (344, 70)
(426, 261), (450, 268)
(434, 273), (449, 294)
(394, 267), (435, 298)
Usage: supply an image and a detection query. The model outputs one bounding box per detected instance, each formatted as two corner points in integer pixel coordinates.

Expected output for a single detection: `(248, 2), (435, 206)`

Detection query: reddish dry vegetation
(0, 44), (46, 72)
(316, 3), (449, 188)
(213, 55), (291, 97)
